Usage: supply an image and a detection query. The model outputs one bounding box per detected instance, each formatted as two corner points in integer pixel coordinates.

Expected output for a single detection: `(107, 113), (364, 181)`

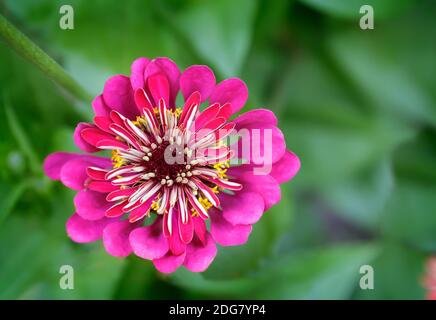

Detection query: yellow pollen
(111, 150), (125, 168)
(213, 160), (230, 179)
(198, 197), (213, 210)
(211, 186), (219, 194)
(151, 200), (160, 211)
(174, 107), (183, 117)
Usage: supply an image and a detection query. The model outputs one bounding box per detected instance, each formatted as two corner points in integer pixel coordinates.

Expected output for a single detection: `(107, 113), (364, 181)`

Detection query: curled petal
(153, 251), (186, 274)
(209, 78), (248, 114)
(103, 220), (139, 257)
(183, 233), (217, 272)
(130, 221), (169, 260)
(210, 210), (252, 246)
(74, 123), (99, 153)
(66, 213), (113, 243)
(220, 191), (264, 225)
(92, 95), (111, 117)
(180, 65), (215, 102)
(130, 57), (150, 90)
(103, 75), (137, 119)
(144, 57), (180, 108)
(270, 150), (301, 184)
(74, 190), (111, 221)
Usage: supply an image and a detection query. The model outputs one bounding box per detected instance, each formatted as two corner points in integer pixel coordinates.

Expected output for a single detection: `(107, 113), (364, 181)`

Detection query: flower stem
(0, 14), (91, 103)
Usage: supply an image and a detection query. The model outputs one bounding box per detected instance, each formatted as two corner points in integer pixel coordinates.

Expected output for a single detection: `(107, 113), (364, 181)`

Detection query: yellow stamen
(174, 107), (182, 117)
(213, 160), (230, 179)
(111, 150), (125, 168)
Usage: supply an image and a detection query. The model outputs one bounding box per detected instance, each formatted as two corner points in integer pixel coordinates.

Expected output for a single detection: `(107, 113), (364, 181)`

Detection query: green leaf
(0, 217), (47, 299)
(175, 0), (258, 77)
(254, 243), (380, 299)
(355, 242), (426, 299)
(280, 52), (416, 189)
(203, 184), (294, 280)
(299, 0), (415, 19)
(381, 181), (436, 251)
(326, 22), (436, 127)
(322, 158), (394, 229)
(171, 243), (379, 299)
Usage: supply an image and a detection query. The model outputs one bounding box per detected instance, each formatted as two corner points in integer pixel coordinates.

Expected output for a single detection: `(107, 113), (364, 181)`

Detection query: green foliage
(0, 0), (435, 299)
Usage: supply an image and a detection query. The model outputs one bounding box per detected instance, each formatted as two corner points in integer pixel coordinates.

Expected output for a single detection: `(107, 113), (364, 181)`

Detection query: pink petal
(86, 166), (108, 181)
(88, 180), (118, 193)
(227, 170), (281, 210)
(130, 57), (150, 90)
(168, 210), (187, 255)
(74, 123), (99, 153)
(59, 157), (110, 190)
(210, 210), (252, 246)
(103, 220), (139, 257)
(179, 215), (194, 244)
(193, 216), (207, 245)
(220, 191), (265, 225)
(128, 194), (156, 222)
(193, 103), (220, 131)
(180, 65), (216, 102)
(44, 152), (82, 180)
(180, 91), (200, 126)
(103, 75), (137, 119)
(74, 190), (111, 221)
(144, 57), (180, 108)
(92, 95), (111, 117)
(231, 125), (286, 166)
(81, 127), (114, 147)
(66, 213), (113, 243)
(233, 108), (278, 128)
(270, 150), (301, 183)
(183, 233), (217, 272)
(209, 78), (248, 114)
(129, 222), (169, 260)
(147, 73), (170, 107)
(153, 251), (186, 274)
(105, 201), (126, 218)
(216, 103), (233, 120)
(93, 116), (113, 134)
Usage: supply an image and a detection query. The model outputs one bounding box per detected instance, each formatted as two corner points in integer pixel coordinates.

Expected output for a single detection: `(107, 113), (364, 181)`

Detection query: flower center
(101, 94), (242, 225)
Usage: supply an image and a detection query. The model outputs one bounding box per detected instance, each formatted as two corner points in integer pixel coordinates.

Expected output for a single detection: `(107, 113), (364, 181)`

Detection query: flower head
(423, 257), (436, 300)
(44, 57), (300, 273)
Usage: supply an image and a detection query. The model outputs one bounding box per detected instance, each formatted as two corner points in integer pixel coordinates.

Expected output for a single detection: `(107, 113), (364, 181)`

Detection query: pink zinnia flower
(43, 57), (300, 273)
(423, 257), (436, 300)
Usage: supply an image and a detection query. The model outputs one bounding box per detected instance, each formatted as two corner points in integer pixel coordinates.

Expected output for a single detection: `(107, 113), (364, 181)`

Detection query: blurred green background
(1, 0), (435, 299)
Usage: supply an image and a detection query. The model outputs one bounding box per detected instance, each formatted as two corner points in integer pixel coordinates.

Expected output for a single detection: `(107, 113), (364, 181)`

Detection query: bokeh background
(1, 0), (436, 299)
